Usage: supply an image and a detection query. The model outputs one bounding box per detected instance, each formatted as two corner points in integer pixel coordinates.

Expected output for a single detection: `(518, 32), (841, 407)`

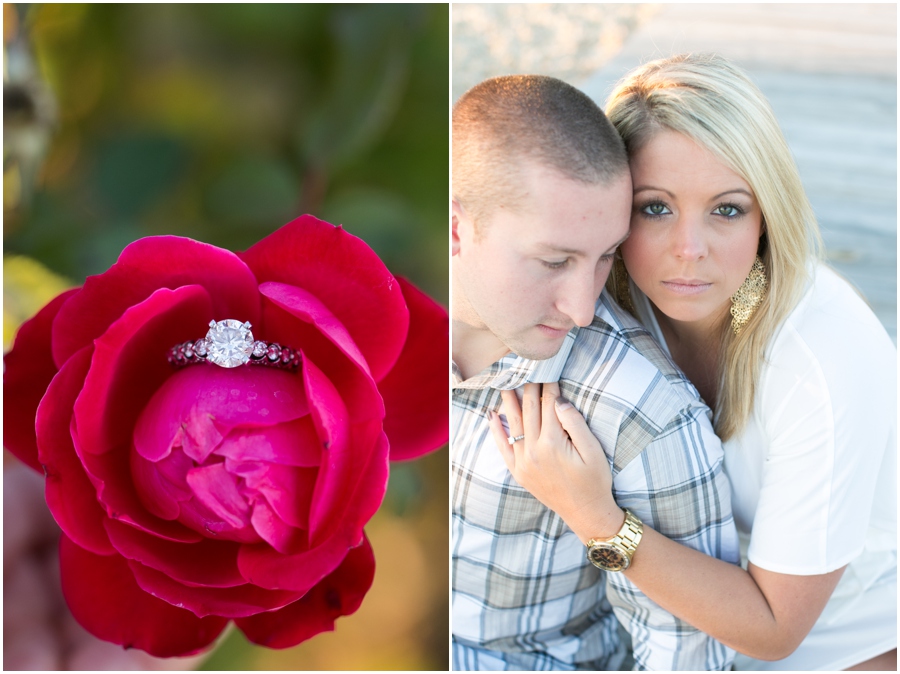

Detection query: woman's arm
(623, 525), (844, 660)
(491, 382), (844, 661)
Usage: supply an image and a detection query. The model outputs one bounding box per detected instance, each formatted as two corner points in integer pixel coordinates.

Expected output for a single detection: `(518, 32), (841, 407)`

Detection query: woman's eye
(714, 204), (744, 218)
(641, 202), (671, 217)
(542, 259), (570, 270)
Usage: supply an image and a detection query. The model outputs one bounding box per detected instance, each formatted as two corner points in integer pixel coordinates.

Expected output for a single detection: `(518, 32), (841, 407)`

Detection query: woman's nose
(671, 215), (708, 260)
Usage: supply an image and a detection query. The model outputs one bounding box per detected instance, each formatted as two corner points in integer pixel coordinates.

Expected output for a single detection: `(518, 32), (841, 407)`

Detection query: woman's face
(621, 130), (764, 334)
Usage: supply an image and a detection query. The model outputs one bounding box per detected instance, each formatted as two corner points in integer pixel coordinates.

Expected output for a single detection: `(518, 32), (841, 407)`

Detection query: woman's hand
(488, 382), (625, 543)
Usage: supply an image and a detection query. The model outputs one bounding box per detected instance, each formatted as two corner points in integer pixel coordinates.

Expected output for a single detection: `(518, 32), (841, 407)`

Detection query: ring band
(507, 434), (525, 445)
(168, 319), (301, 372)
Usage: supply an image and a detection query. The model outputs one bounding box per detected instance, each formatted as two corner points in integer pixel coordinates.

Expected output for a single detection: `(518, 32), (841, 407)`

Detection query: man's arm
(602, 403), (739, 670)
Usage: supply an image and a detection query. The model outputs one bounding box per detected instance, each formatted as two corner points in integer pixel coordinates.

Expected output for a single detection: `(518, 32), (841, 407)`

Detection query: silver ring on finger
(507, 434), (525, 445)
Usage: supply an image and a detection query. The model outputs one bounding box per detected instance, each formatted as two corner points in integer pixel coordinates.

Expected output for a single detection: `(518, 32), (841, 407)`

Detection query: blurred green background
(3, 3), (448, 670)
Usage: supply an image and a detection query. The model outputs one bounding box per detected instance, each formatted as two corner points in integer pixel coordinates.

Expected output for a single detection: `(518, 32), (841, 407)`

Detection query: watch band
(586, 508), (643, 572)
(612, 508), (643, 550)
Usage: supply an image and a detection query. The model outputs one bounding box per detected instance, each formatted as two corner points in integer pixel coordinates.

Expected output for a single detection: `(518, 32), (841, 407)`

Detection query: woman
(490, 54), (896, 670)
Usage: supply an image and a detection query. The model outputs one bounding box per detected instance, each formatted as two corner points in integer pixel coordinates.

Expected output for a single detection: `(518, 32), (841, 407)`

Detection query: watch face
(588, 543), (630, 572)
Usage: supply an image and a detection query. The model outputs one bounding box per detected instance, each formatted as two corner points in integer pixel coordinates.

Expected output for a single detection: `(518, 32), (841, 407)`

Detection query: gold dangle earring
(730, 256), (768, 335)
(613, 255), (636, 315)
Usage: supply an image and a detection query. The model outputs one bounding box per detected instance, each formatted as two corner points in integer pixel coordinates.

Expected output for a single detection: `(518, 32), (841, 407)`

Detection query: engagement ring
(507, 434), (525, 445)
(168, 320), (301, 371)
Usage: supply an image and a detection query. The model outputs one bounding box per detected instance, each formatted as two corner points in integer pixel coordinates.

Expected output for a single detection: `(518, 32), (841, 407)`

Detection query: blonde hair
(605, 53), (824, 440)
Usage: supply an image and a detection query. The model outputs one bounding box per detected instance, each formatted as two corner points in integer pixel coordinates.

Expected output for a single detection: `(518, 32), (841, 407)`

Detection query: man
(451, 75), (740, 670)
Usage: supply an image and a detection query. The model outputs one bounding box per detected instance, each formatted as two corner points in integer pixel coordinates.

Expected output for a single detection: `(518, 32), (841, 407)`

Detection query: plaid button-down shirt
(452, 294), (739, 671)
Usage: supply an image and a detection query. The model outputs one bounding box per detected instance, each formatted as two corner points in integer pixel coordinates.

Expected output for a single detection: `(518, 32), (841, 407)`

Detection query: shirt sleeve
(603, 401), (740, 671)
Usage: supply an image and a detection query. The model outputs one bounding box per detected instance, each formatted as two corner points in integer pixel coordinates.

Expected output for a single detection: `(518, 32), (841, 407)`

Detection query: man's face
(453, 161), (632, 362)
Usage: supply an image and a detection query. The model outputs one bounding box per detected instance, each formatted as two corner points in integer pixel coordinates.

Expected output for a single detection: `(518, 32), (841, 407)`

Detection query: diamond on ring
(507, 434), (525, 445)
(168, 320), (301, 372)
(206, 319), (254, 368)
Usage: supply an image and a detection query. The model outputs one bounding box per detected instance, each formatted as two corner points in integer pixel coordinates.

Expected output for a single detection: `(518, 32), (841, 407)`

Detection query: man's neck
(452, 319), (510, 381)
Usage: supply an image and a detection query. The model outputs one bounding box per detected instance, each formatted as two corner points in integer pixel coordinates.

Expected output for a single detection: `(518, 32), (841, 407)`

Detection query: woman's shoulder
(775, 264), (894, 358)
(762, 263), (896, 401)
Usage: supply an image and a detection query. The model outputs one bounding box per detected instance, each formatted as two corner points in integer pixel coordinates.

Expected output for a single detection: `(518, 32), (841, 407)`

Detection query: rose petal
(307, 418), (387, 548)
(130, 448), (194, 521)
(3, 288), (79, 472)
(239, 215), (409, 381)
(74, 424), (203, 544)
(128, 558), (303, 619)
(236, 530), (353, 594)
(213, 418), (322, 467)
(74, 285), (214, 457)
(36, 346), (114, 555)
(250, 498), (305, 555)
(130, 455), (181, 520)
(174, 492), (263, 545)
(314, 430), (389, 549)
(104, 518), (246, 588)
(186, 463), (251, 530)
(134, 366), (309, 463)
(302, 356), (388, 546)
(51, 236), (260, 368)
(237, 433), (388, 593)
(302, 355), (373, 545)
(59, 534), (228, 657)
(235, 535), (375, 648)
(258, 281), (370, 376)
(230, 460), (316, 530)
(179, 407), (226, 463)
(257, 294), (384, 426)
(378, 278), (449, 460)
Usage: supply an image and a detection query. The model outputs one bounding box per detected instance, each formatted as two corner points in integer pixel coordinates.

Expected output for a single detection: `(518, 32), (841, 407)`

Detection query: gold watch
(586, 508), (643, 572)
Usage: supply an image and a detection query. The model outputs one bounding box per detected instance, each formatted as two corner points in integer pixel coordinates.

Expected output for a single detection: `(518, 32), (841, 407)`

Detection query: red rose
(3, 215), (448, 657)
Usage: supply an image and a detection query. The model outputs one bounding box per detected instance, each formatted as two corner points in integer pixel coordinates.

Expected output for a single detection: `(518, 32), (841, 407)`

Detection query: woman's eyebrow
(633, 186), (753, 200)
(712, 188), (754, 200)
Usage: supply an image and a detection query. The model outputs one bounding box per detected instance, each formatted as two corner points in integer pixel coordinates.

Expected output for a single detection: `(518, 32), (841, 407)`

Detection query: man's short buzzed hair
(453, 75), (629, 224)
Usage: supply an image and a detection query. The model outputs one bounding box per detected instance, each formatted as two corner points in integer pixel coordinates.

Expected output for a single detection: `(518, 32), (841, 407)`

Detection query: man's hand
(488, 382), (625, 542)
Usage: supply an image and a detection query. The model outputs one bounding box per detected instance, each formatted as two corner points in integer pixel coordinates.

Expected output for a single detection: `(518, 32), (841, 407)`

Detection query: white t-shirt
(629, 263), (897, 670)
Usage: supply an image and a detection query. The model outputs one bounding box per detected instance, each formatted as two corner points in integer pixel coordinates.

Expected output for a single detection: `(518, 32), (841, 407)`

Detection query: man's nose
(557, 267), (600, 328)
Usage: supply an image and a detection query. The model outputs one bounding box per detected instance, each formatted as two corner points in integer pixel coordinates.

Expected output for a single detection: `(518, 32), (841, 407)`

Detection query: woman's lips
(661, 279), (713, 295)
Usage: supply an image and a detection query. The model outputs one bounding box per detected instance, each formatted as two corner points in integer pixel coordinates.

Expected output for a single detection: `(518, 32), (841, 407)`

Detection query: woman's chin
(652, 298), (729, 330)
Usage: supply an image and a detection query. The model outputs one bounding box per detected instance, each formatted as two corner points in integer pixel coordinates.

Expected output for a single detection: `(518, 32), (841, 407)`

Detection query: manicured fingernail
(555, 397), (573, 411)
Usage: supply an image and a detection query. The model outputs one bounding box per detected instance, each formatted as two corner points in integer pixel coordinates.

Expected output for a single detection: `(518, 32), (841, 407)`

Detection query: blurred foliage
(3, 254), (73, 350)
(3, 3), (448, 670)
(3, 3), (448, 303)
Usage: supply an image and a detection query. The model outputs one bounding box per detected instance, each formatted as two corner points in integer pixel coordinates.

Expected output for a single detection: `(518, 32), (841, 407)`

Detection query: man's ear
(452, 199), (467, 256)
